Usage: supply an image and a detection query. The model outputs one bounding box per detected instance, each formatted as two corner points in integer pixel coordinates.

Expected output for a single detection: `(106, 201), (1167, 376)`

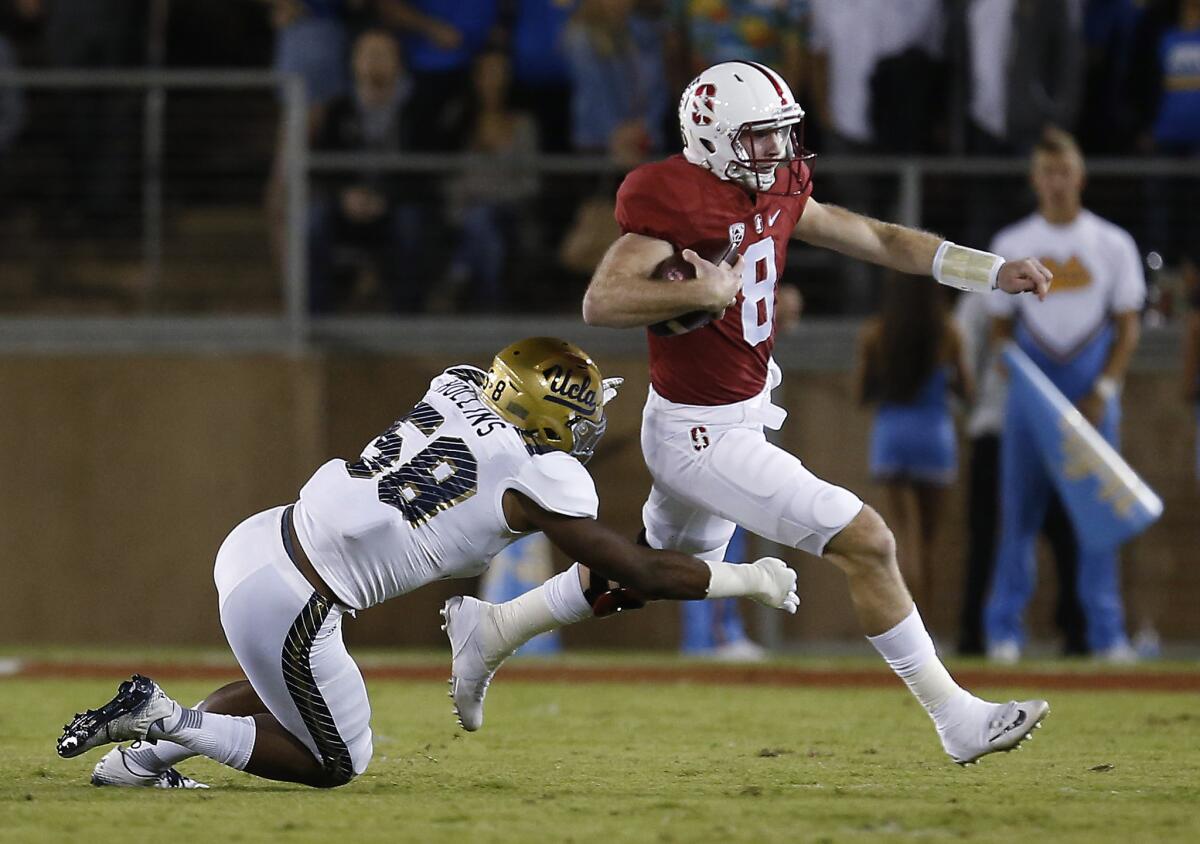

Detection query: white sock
(146, 702), (256, 770)
(122, 695), (209, 774)
(123, 739), (196, 775)
(867, 607), (974, 729)
(483, 563), (591, 664)
(543, 563), (593, 624)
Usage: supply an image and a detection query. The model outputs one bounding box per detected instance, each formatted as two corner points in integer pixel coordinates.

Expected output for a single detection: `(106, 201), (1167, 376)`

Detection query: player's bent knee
(312, 733), (372, 788)
(313, 770), (355, 789)
(312, 757), (366, 789)
(825, 505), (895, 570)
(856, 506), (896, 563)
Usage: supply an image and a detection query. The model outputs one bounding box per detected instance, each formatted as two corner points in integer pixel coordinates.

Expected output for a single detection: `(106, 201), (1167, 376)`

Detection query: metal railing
(0, 69), (306, 345)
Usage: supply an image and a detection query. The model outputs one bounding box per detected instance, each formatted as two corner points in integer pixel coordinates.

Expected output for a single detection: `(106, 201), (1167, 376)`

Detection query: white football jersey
(985, 210), (1145, 359)
(292, 367), (599, 610)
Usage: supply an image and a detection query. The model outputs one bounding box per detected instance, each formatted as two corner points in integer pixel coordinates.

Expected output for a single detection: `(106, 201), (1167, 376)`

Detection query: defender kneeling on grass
(56, 337), (800, 789)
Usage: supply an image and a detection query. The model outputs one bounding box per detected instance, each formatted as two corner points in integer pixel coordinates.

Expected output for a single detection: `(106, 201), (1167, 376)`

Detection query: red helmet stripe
(738, 60), (787, 105)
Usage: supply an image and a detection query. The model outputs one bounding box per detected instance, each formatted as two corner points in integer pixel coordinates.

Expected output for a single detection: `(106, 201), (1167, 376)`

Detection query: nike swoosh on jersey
(768, 209), (782, 226)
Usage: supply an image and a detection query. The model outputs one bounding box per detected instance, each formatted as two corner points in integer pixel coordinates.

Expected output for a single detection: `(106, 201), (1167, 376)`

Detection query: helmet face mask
(731, 122), (811, 191)
(680, 61), (815, 196)
(564, 413), (606, 464)
(480, 337), (608, 464)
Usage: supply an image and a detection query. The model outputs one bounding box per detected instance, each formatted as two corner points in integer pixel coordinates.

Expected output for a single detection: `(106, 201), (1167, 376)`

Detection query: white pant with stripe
(214, 505), (373, 779)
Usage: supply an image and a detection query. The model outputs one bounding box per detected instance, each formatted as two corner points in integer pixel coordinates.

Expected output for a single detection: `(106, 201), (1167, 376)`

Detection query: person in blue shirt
(858, 274), (971, 610)
(508, 0), (578, 153)
(561, 0), (669, 159)
(272, 0), (353, 114)
(1150, 0), (1200, 153)
(376, 0), (501, 151)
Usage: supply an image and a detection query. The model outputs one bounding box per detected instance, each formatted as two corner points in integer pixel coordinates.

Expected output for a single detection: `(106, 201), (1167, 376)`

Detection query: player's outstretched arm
(792, 197), (944, 274)
(793, 198), (1052, 298)
(582, 233), (742, 328)
(509, 492), (799, 611)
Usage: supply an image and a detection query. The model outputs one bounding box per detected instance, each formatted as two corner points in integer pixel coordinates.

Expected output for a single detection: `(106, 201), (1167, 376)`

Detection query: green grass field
(3, 656), (1199, 843)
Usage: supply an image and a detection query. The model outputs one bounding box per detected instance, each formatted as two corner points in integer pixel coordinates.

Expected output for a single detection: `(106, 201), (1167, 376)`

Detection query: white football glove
(747, 556), (800, 614)
(601, 376), (624, 405)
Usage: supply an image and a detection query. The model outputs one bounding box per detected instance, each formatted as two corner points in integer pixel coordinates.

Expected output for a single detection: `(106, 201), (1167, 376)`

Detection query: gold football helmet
(482, 337), (608, 463)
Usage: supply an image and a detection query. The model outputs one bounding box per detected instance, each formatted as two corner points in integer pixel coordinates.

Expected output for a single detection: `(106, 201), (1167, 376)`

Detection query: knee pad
(809, 486), (864, 532)
(784, 481), (863, 556)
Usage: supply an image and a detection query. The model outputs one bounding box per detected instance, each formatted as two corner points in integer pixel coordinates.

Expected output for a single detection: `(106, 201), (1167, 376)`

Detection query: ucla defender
(985, 129), (1146, 663)
(581, 61), (1052, 764)
(57, 338), (799, 789)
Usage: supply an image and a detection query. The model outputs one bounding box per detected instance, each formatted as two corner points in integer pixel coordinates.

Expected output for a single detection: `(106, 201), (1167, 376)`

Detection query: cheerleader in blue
(858, 276), (971, 608)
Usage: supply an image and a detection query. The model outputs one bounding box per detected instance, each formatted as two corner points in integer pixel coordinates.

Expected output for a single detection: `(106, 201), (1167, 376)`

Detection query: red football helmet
(679, 61), (814, 195)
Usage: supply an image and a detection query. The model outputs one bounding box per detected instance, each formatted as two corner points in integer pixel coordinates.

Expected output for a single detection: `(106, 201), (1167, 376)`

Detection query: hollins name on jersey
(432, 374), (508, 438)
(543, 365), (598, 415)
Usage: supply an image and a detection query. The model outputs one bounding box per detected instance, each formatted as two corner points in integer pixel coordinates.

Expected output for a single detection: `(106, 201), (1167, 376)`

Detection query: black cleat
(57, 675), (174, 759)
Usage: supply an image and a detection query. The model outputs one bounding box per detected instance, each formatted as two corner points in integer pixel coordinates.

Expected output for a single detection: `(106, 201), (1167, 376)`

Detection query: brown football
(648, 239), (740, 337)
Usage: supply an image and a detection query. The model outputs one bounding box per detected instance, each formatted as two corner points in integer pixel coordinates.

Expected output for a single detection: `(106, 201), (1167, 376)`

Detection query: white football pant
(640, 384), (863, 559)
(214, 505), (373, 780)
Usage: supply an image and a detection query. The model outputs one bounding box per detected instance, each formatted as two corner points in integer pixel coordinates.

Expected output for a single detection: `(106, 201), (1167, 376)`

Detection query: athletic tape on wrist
(704, 560), (762, 599)
(932, 241), (1004, 294)
(700, 561), (739, 600)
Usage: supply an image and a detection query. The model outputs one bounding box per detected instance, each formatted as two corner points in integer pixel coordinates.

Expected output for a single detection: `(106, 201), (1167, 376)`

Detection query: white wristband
(1093, 375), (1119, 402)
(704, 560), (764, 599)
(932, 241), (1005, 293)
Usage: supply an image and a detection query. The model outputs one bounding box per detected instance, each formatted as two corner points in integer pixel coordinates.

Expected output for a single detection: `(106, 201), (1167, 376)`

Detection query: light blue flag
(1002, 342), (1163, 547)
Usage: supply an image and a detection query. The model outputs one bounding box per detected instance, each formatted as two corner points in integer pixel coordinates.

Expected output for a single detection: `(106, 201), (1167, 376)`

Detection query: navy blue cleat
(57, 675), (175, 759)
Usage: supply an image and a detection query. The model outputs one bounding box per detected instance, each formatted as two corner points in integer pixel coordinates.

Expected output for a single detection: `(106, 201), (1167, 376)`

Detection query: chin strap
(582, 529), (650, 617)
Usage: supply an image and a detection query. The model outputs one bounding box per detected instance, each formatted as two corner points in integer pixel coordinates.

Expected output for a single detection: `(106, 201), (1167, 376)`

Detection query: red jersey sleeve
(614, 160), (707, 249)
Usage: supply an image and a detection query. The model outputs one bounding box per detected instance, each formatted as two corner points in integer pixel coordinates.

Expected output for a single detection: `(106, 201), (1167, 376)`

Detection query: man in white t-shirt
(56, 337), (800, 790)
(984, 128), (1145, 662)
(954, 292), (1086, 657)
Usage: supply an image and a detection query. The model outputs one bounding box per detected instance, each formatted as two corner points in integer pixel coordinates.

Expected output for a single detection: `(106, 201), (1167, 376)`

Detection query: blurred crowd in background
(0, 0), (1196, 316)
(4, 1), (1197, 156)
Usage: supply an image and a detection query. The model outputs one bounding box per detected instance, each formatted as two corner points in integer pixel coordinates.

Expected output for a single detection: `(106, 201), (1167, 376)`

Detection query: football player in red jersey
(582, 61), (1054, 765)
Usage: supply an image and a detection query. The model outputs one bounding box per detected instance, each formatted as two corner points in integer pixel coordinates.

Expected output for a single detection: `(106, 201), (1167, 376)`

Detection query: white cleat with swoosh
(942, 699), (1050, 766)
